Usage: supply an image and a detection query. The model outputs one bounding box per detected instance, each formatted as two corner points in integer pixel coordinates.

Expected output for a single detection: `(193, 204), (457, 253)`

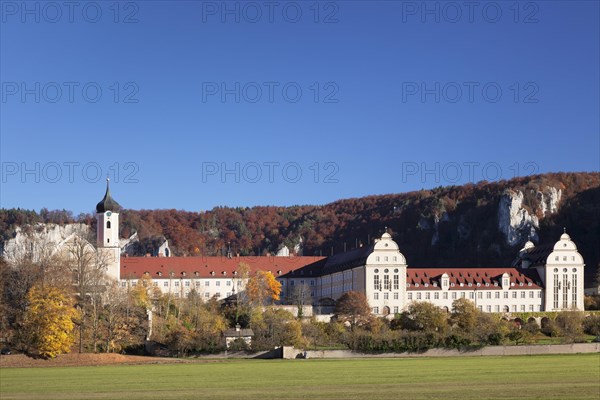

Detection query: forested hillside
(2, 172), (599, 284)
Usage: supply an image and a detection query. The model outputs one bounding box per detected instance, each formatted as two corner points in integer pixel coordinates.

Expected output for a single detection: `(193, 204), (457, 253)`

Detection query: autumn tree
(250, 307), (303, 350)
(449, 298), (478, 335)
(20, 284), (77, 359)
(555, 311), (585, 343)
(334, 291), (371, 330)
(246, 271), (281, 306)
(399, 301), (448, 336)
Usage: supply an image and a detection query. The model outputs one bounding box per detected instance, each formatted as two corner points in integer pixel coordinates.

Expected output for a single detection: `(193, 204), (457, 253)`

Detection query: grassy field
(1, 354), (599, 400)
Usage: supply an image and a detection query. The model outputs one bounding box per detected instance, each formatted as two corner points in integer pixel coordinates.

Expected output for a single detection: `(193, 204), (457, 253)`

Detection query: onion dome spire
(96, 177), (121, 213)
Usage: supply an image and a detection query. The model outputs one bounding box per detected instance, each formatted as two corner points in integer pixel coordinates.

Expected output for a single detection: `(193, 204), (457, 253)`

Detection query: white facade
(540, 233), (585, 311)
(121, 274), (244, 301)
(280, 232), (585, 314)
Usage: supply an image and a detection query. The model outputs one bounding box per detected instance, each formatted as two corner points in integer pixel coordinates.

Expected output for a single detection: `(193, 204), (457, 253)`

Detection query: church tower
(96, 178), (121, 281)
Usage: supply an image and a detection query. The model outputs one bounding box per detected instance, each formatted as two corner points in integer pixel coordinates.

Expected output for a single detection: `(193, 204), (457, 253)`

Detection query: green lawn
(1, 354), (599, 400)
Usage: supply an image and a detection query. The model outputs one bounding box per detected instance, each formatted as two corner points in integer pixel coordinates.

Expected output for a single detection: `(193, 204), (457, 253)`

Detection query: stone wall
(282, 343), (600, 359)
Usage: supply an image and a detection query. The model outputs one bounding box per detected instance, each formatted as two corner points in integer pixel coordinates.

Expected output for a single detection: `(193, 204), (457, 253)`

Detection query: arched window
(106, 221), (111, 229)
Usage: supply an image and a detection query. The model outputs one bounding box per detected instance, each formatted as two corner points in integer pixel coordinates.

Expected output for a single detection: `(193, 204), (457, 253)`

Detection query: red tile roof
(120, 256), (325, 280)
(406, 268), (542, 290)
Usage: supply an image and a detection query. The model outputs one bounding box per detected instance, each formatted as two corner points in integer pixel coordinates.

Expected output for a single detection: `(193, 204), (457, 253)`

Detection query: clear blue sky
(1, 0), (598, 215)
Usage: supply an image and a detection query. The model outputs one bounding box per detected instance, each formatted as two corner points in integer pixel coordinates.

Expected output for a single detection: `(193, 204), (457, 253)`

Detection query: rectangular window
(310, 280), (315, 286)
(469, 292), (474, 299)
(443, 293), (448, 300)
(393, 275), (399, 290)
(486, 305), (491, 312)
(512, 291), (517, 299)
(374, 275), (381, 291)
(215, 292), (221, 298)
(529, 291), (534, 298)
(495, 305), (500, 312)
(554, 274), (559, 308)
(538, 291), (542, 298)
(373, 307), (379, 314)
(216, 281), (221, 286)
(394, 292), (399, 300)
(477, 292), (482, 299)
(434, 292), (439, 300)
(227, 281), (231, 286)
(486, 292), (491, 299)
(452, 292), (457, 300)
(205, 281), (210, 286)
(132, 282), (137, 287)
(572, 274), (577, 307)
(408, 293), (413, 300)
(174, 281), (179, 287)
(164, 282), (168, 287)
(416, 292), (422, 300)
(374, 293), (379, 300)
(520, 305), (526, 312)
(425, 293), (430, 300)
(504, 292), (509, 299)
(520, 291), (526, 298)
(185, 281), (190, 287)
(562, 274), (568, 308)
(290, 280), (295, 286)
(384, 275), (391, 291)
(204, 292), (210, 298)
(383, 293), (389, 300)
(529, 305), (534, 311)
(512, 305), (517, 312)
(460, 292), (465, 298)
(495, 292), (500, 299)
(478, 306), (483, 311)
(393, 306), (399, 314)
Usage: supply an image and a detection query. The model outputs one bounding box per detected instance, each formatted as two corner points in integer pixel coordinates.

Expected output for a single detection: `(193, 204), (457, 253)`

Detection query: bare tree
(288, 283), (313, 318)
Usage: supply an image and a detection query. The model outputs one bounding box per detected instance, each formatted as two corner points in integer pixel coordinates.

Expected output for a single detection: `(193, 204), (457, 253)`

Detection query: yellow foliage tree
(21, 284), (77, 359)
(246, 271), (282, 306)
